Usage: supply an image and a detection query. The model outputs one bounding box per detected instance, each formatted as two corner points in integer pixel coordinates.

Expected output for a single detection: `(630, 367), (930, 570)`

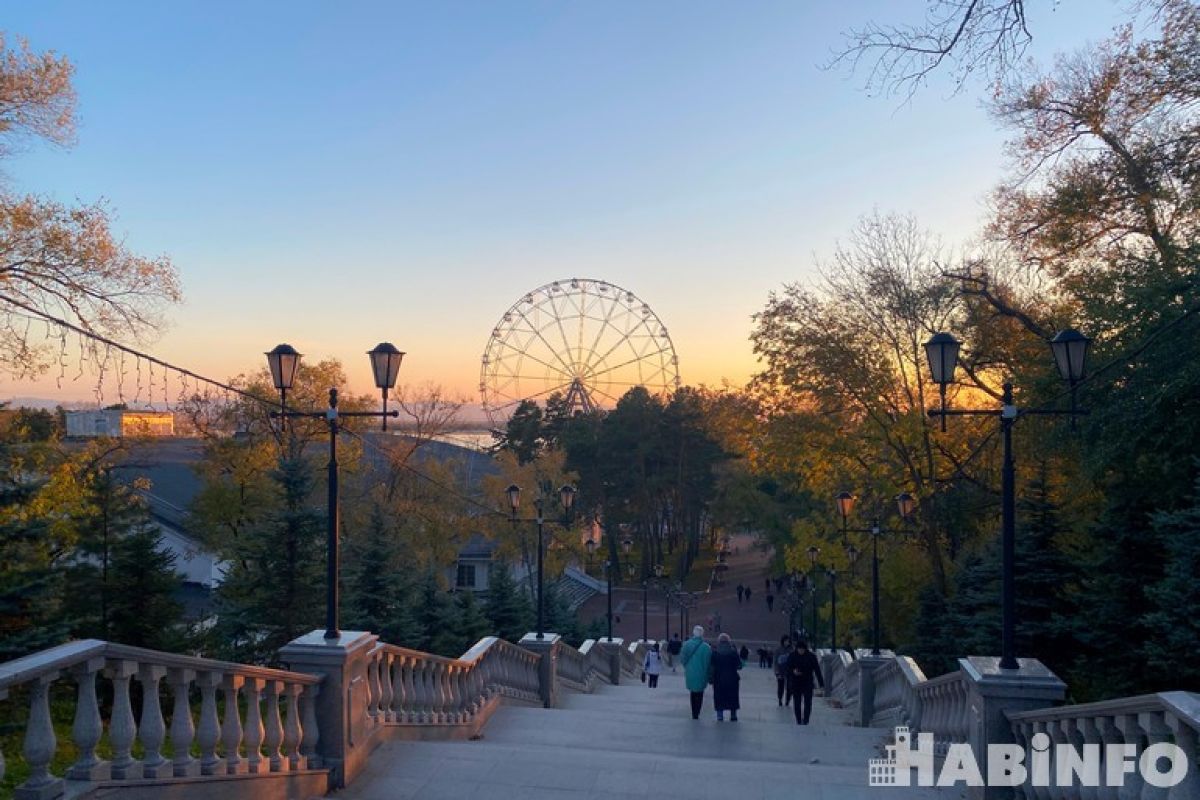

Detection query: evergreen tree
(450, 590), (492, 654)
(416, 571), (462, 656)
(105, 525), (185, 650)
(483, 564), (533, 642)
(343, 506), (423, 647)
(543, 583), (582, 645)
(0, 517), (67, 661)
(213, 454), (324, 663)
(1142, 469), (1200, 690)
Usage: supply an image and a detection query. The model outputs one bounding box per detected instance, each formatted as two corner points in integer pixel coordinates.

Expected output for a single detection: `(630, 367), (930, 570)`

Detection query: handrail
(0, 639), (326, 797)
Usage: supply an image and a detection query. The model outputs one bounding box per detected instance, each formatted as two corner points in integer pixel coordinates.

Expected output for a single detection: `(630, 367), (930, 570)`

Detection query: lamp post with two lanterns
(504, 483), (577, 641)
(264, 342), (405, 641)
(924, 327), (1090, 670)
(835, 491), (917, 656)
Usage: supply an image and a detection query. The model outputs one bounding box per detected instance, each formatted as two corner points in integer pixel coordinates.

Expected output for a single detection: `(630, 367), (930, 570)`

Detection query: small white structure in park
(66, 408), (175, 438)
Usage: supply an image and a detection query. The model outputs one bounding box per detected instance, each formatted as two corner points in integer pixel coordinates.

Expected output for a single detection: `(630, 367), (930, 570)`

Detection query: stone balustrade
(869, 656), (926, 730)
(365, 636), (542, 731)
(0, 639), (325, 800)
(1007, 691), (1200, 800)
(912, 670), (972, 756)
(558, 639), (611, 693)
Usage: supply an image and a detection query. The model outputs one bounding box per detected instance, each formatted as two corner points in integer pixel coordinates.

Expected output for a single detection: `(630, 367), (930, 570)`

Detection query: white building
(66, 409), (175, 438)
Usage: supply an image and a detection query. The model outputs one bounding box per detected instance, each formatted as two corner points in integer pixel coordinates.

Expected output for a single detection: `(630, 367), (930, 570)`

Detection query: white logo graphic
(869, 726), (1190, 789)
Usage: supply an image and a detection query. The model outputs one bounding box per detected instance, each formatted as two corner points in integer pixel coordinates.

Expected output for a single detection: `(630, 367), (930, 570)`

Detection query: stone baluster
(263, 680), (284, 773)
(107, 660), (138, 780)
(300, 683), (321, 768)
(195, 672), (222, 776)
(1010, 720), (1032, 800)
(68, 657), (107, 781)
(1076, 717), (1103, 800)
(168, 668), (196, 778)
(243, 678), (265, 774)
(403, 655), (419, 721)
(1139, 712), (1174, 800)
(431, 662), (447, 723)
(1046, 718), (1069, 800)
(1095, 716), (1123, 800)
(418, 660), (433, 723)
(138, 664), (169, 778)
(379, 652), (394, 722)
(221, 674), (245, 775)
(284, 683), (304, 771)
(365, 652), (380, 726)
(17, 673), (62, 798)
(1113, 713), (1145, 800)
(1164, 711), (1198, 800)
(398, 657), (412, 724)
(1029, 720), (1052, 800)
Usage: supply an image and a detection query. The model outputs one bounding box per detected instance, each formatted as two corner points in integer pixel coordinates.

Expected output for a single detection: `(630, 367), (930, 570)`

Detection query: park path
(577, 531), (789, 648)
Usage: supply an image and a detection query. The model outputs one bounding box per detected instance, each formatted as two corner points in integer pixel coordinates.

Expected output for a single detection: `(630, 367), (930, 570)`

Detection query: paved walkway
(340, 662), (956, 799)
(577, 532), (791, 647)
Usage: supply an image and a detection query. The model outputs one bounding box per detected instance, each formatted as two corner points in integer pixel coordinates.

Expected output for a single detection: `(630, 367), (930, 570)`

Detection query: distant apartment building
(65, 409), (175, 438)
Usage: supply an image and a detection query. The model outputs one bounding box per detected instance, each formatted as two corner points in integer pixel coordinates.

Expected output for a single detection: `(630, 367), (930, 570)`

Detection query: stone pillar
(595, 638), (624, 686)
(960, 656), (1067, 800)
(519, 633), (561, 709)
(855, 654), (891, 728)
(279, 630), (378, 789)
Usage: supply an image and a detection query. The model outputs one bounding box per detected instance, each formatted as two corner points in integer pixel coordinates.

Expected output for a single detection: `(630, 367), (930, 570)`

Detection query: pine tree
(543, 583), (582, 645)
(342, 506), (423, 647)
(483, 564), (533, 642)
(416, 571), (463, 656)
(1142, 469), (1200, 690)
(106, 525), (185, 651)
(213, 454), (325, 663)
(450, 590), (492, 655)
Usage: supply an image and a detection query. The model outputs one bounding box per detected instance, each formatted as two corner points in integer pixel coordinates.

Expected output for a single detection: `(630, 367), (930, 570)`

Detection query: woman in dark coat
(710, 633), (742, 721)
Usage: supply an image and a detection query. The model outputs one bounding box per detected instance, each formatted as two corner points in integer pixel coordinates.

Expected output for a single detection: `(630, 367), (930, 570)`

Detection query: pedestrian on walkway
(680, 625), (712, 720)
(714, 611), (722, 634)
(744, 587), (752, 604)
(738, 644), (749, 665)
(785, 639), (824, 725)
(766, 593), (775, 612)
(667, 633), (682, 672)
(736, 584), (745, 603)
(710, 633), (742, 721)
(765, 578), (771, 593)
(774, 636), (792, 707)
(643, 642), (663, 688)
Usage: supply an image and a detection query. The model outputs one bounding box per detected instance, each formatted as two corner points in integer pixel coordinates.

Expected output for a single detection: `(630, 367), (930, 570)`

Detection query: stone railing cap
(960, 656), (1067, 693)
(519, 632), (562, 645)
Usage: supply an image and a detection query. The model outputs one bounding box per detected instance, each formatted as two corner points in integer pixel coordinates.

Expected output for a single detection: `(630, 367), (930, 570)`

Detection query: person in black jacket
(785, 638), (824, 725)
(710, 633), (742, 721)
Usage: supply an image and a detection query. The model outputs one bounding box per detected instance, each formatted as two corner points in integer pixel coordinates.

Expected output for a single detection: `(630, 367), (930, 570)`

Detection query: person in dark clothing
(736, 584), (745, 603)
(710, 633), (742, 721)
(744, 587), (752, 603)
(766, 593), (775, 612)
(738, 644), (749, 664)
(774, 635), (792, 707)
(785, 639), (824, 725)
(667, 632), (682, 672)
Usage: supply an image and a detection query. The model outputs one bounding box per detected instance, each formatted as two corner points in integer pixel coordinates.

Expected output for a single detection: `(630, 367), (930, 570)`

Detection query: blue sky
(2, 1), (1131, 404)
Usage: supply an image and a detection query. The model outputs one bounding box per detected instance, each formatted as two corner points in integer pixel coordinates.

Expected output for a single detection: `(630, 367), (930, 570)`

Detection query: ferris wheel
(480, 278), (681, 428)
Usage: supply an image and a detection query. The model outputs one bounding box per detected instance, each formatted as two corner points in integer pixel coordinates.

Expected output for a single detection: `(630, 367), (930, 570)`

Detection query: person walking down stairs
(785, 638), (824, 725)
(774, 635), (793, 707)
(680, 625), (712, 720)
(711, 633), (743, 722)
(643, 642), (663, 688)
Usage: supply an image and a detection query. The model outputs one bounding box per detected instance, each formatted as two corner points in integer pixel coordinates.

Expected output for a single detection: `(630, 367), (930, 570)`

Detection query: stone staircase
(338, 666), (957, 799)
(553, 567), (602, 611)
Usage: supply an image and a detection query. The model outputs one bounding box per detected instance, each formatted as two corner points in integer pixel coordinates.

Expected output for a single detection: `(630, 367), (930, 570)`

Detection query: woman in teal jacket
(679, 625), (712, 720)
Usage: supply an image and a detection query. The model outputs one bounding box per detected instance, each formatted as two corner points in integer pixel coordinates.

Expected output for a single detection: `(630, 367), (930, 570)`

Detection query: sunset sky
(3, 1), (1131, 408)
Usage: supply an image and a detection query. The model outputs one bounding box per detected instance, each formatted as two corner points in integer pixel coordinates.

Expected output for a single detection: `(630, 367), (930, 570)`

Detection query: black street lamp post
(505, 483), (577, 641)
(826, 567), (839, 651)
(925, 328), (1090, 670)
(836, 492), (917, 656)
(265, 342), (405, 640)
(806, 546), (820, 644)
